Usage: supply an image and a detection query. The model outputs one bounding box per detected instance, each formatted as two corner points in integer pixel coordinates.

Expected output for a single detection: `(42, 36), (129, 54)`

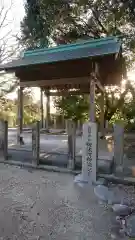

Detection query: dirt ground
(0, 163), (133, 239)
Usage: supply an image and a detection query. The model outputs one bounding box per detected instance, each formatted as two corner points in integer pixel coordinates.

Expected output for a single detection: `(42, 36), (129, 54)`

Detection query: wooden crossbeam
(20, 77), (90, 88)
(95, 79), (104, 92)
(49, 90), (89, 96)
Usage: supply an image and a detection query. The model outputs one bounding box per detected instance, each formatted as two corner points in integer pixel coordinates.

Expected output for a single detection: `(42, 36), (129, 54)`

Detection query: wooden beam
(20, 77), (90, 87)
(50, 90), (89, 96)
(95, 79), (104, 92)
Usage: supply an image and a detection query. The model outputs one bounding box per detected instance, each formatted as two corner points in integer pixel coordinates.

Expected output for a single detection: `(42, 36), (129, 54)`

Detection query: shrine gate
(0, 36), (125, 182)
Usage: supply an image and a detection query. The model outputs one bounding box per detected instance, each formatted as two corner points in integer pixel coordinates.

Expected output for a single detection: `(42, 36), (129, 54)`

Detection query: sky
(3, 0), (56, 113)
(3, 0), (43, 103)
(1, 0), (25, 37)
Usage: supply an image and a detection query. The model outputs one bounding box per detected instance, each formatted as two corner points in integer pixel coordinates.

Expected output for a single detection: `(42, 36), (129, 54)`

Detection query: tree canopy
(21, 0), (135, 65)
(20, 0), (135, 126)
(54, 95), (89, 122)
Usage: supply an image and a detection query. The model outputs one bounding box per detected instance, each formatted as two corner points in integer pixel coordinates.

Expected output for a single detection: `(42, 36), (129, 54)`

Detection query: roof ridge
(24, 36), (119, 58)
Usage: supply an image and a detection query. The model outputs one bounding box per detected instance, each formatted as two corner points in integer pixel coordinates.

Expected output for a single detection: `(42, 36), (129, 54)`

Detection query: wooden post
(17, 87), (24, 145)
(90, 79), (95, 122)
(45, 90), (50, 131)
(114, 123), (124, 168)
(99, 92), (105, 138)
(67, 120), (76, 170)
(54, 117), (57, 129)
(3, 121), (8, 160)
(40, 88), (44, 129)
(32, 121), (40, 166)
(0, 120), (8, 160)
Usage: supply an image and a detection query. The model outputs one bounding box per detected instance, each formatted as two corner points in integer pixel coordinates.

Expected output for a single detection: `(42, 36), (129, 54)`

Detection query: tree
(54, 95), (89, 122)
(102, 82), (130, 123)
(22, 89), (41, 125)
(21, 0), (135, 123)
(20, 0), (50, 49)
(21, 0), (135, 60)
(21, 0), (87, 48)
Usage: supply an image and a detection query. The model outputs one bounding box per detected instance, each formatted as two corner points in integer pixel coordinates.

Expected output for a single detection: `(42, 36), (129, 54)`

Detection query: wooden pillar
(3, 121), (8, 160)
(90, 79), (95, 122)
(67, 120), (76, 170)
(32, 121), (40, 166)
(45, 90), (50, 131)
(99, 92), (105, 138)
(54, 117), (57, 129)
(17, 86), (24, 144)
(40, 88), (44, 129)
(114, 123), (124, 168)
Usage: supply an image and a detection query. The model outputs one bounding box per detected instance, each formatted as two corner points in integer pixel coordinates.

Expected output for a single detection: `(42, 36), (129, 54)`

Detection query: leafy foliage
(20, 0), (50, 49)
(0, 90), (41, 127)
(54, 95), (89, 122)
(21, 0), (135, 65)
(20, 0), (135, 125)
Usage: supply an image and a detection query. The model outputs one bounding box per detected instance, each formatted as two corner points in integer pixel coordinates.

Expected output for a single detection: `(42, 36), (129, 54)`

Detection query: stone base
(74, 174), (107, 186)
(74, 173), (90, 184)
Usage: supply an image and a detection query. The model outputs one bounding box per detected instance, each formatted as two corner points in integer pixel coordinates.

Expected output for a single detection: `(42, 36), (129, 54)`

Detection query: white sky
(3, 0), (44, 104)
(1, 0), (25, 37)
(3, 0), (56, 113)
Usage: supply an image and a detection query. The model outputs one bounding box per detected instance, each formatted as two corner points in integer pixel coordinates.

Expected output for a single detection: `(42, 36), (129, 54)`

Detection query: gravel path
(0, 163), (134, 239)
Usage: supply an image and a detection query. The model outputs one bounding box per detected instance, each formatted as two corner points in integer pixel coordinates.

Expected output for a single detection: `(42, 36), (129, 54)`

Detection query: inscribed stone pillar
(40, 88), (44, 129)
(90, 79), (95, 122)
(17, 87), (24, 144)
(74, 122), (98, 184)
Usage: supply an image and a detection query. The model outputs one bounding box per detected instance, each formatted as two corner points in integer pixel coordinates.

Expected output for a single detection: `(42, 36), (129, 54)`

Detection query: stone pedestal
(74, 122), (98, 184)
(32, 121), (40, 166)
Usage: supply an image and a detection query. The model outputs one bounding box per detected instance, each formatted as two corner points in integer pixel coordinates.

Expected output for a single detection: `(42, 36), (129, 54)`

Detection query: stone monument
(74, 122), (98, 184)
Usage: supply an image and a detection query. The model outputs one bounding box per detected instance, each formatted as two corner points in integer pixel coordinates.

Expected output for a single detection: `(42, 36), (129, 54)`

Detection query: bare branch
(0, 6), (5, 23)
(0, 30), (12, 42)
(0, 1), (12, 30)
(91, 9), (109, 35)
(0, 0), (20, 96)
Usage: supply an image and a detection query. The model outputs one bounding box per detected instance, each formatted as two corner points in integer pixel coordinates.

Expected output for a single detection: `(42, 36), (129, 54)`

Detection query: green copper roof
(0, 36), (121, 71)
(24, 36), (119, 57)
